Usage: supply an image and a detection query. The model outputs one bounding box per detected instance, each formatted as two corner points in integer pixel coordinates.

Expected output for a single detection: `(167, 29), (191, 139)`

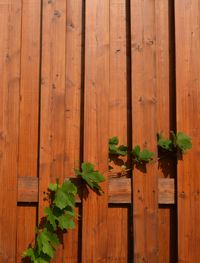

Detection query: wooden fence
(0, 0), (199, 262)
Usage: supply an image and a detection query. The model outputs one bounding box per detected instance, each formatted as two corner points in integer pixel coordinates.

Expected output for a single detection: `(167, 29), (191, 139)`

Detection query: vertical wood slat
(155, 2), (171, 262)
(39, 0), (67, 262)
(175, 1), (200, 262)
(108, 0), (129, 262)
(17, 0), (41, 259)
(82, 0), (109, 262)
(0, 0), (21, 262)
(17, 205), (37, 263)
(131, 0), (159, 262)
(63, 0), (83, 262)
(155, 1), (177, 262)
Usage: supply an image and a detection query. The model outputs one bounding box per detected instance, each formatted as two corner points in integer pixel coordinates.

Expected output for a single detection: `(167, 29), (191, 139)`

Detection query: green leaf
(54, 188), (75, 209)
(132, 146), (154, 163)
(48, 183), (58, 192)
(57, 213), (75, 230)
(132, 145), (140, 157)
(62, 180), (77, 196)
(43, 229), (60, 248)
(42, 242), (54, 258)
(140, 149), (154, 162)
(108, 136), (128, 156)
(44, 207), (57, 230)
(76, 162), (105, 193)
(117, 145), (128, 155)
(176, 131), (192, 153)
(36, 229), (59, 259)
(109, 136), (119, 145)
(22, 247), (37, 261)
(157, 133), (173, 151)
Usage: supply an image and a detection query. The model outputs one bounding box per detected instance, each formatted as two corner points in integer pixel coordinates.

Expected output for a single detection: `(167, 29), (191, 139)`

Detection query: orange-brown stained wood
(175, 1), (200, 262)
(131, 0), (159, 262)
(17, 205), (37, 263)
(82, 0), (109, 262)
(39, 0), (67, 261)
(63, 0), (83, 262)
(108, 0), (129, 262)
(0, 0), (21, 262)
(155, 0), (177, 262)
(17, 0), (41, 259)
(17, 176), (175, 205)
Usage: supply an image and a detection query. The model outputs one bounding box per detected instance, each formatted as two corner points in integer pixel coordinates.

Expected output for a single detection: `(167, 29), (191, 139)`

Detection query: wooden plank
(39, 0), (67, 261)
(63, 0), (83, 262)
(0, 0), (21, 262)
(64, 0), (83, 177)
(18, 177), (39, 202)
(108, 0), (129, 261)
(16, 0), (41, 259)
(82, 1), (109, 261)
(131, 0), (159, 262)
(108, 178), (132, 204)
(17, 205), (37, 263)
(175, 1), (200, 262)
(17, 176), (175, 205)
(158, 178), (175, 205)
(155, 1), (177, 262)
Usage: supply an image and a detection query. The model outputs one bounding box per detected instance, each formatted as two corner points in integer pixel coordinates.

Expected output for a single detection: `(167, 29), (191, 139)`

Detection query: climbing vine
(22, 163), (104, 263)
(109, 131), (192, 170)
(23, 131), (192, 262)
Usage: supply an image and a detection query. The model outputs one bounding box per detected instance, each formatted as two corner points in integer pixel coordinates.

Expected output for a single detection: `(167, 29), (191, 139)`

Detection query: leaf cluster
(22, 180), (77, 262)
(131, 145), (154, 163)
(157, 131), (192, 153)
(22, 162), (105, 263)
(109, 137), (154, 165)
(108, 137), (128, 156)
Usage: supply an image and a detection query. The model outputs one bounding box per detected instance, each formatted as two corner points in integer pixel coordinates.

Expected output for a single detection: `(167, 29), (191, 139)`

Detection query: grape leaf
(48, 183), (58, 192)
(22, 247), (37, 261)
(140, 149), (154, 162)
(37, 229), (59, 259)
(157, 133), (173, 151)
(75, 162), (105, 193)
(44, 207), (57, 230)
(57, 213), (75, 230)
(43, 229), (60, 248)
(54, 188), (75, 209)
(108, 136), (128, 156)
(132, 145), (154, 163)
(109, 136), (119, 145)
(176, 131), (192, 153)
(62, 180), (77, 196)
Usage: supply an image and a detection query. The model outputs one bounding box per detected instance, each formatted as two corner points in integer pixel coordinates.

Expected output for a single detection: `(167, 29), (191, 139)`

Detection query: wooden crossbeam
(17, 176), (175, 205)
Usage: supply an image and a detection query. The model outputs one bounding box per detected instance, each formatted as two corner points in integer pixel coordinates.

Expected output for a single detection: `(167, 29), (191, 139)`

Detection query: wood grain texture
(155, 1), (177, 262)
(63, 0), (83, 262)
(131, 0), (159, 261)
(175, 1), (200, 262)
(0, 1), (21, 262)
(17, 0), (41, 259)
(39, 0), (67, 261)
(64, 0), (83, 177)
(18, 177), (39, 202)
(158, 178), (175, 205)
(108, 0), (129, 261)
(82, 0), (109, 262)
(17, 205), (37, 263)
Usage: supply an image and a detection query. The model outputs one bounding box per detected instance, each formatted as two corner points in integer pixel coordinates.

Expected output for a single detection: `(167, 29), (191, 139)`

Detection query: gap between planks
(17, 176), (175, 205)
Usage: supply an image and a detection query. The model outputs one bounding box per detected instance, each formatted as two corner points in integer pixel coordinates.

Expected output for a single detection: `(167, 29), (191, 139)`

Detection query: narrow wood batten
(17, 176), (175, 205)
